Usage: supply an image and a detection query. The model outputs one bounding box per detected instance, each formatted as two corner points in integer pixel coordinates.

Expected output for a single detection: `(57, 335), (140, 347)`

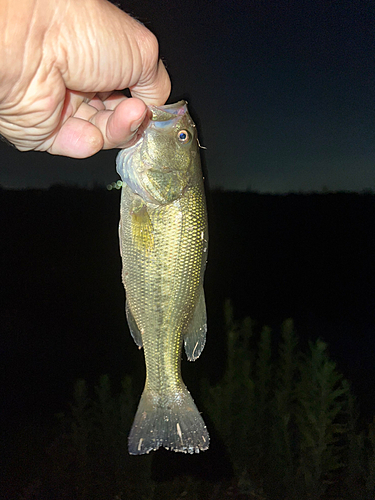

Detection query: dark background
(1, 187), (375, 427)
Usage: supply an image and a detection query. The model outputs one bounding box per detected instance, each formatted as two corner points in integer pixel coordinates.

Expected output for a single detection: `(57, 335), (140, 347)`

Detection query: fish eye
(177, 129), (190, 144)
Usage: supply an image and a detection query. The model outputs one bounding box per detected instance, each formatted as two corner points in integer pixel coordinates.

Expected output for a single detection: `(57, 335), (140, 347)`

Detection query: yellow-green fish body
(116, 101), (209, 454)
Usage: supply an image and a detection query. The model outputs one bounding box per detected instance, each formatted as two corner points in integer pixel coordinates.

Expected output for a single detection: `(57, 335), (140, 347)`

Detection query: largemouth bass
(116, 101), (209, 455)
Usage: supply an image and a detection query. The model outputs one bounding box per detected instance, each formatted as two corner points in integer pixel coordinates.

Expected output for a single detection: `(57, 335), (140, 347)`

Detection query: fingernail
(130, 110), (147, 132)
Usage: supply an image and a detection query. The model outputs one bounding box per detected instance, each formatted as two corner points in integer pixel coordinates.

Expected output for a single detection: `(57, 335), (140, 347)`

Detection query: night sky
(1, 0), (374, 193)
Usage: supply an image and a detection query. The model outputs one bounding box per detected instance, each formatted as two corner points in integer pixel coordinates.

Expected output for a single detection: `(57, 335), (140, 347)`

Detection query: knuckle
(139, 28), (160, 67)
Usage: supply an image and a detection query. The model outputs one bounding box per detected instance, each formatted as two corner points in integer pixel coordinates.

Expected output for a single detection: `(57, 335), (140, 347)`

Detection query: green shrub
(202, 300), (374, 500)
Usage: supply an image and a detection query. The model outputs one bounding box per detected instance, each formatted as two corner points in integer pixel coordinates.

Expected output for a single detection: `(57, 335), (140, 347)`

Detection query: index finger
(130, 58), (171, 106)
(124, 22), (171, 105)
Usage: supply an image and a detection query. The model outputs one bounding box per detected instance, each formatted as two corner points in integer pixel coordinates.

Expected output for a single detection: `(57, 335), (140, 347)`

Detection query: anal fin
(126, 300), (143, 349)
(184, 288), (207, 361)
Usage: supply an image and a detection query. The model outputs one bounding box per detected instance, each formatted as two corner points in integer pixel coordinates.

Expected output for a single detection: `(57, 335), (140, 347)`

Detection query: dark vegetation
(1, 186), (375, 499)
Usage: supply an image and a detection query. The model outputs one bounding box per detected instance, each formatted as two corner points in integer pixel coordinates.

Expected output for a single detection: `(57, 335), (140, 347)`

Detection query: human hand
(0, 0), (171, 158)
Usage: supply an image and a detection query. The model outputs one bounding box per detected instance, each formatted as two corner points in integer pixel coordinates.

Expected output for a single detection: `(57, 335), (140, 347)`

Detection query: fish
(116, 100), (209, 455)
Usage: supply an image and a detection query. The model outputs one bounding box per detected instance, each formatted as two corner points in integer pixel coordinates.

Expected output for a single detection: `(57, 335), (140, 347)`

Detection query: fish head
(116, 101), (200, 205)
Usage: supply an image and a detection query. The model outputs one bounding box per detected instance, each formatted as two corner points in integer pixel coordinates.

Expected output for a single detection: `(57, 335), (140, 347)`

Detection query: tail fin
(128, 386), (209, 455)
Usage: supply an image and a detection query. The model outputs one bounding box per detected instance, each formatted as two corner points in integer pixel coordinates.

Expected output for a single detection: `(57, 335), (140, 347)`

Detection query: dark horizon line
(1, 183), (374, 197)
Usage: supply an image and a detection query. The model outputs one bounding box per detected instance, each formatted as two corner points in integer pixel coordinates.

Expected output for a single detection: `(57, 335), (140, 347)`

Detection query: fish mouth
(149, 100), (187, 125)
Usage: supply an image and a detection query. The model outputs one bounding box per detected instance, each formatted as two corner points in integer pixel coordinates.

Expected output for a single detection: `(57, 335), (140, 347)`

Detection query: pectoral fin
(131, 196), (154, 255)
(184, 288), (207, 361)
(126, 301), (143, 349)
